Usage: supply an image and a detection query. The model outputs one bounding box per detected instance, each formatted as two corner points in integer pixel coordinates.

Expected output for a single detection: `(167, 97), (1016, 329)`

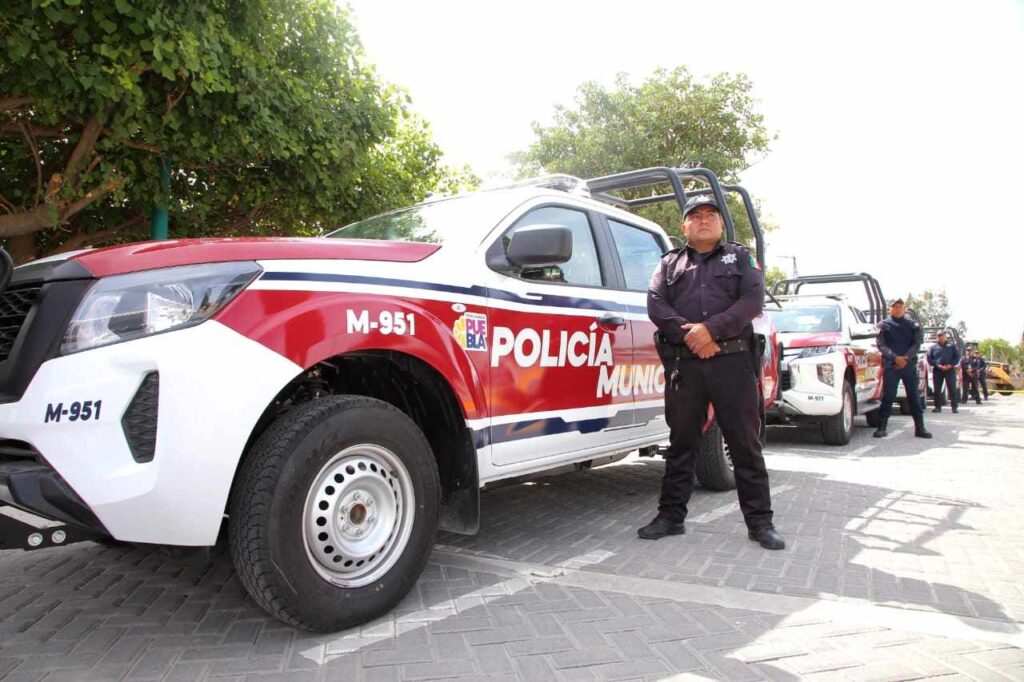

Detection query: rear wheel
(230, 395), (439, 632)
(899, 399), (912, 415)
(865, 408), (883, 428)
(822, 381), (855, 445)
(695, 421), (735, 492)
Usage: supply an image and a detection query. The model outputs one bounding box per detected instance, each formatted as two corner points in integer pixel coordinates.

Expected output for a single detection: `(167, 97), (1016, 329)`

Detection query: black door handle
(598, 313), (626, 330)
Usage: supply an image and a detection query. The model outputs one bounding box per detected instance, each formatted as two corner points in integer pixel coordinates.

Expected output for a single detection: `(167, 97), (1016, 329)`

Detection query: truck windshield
(768, 306), (842, 333)
(325, 194), (509, 244)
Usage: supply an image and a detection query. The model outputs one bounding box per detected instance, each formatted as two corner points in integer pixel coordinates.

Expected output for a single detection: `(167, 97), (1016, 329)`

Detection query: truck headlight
(61, 262), (262, 354)
(798, 345), (836, 359)
(817, 363), (835, 386)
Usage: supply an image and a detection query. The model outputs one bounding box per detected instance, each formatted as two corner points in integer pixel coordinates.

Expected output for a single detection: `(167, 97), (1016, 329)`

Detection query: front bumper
(773, 355), (845, 418)
(0, 321), (300, 546)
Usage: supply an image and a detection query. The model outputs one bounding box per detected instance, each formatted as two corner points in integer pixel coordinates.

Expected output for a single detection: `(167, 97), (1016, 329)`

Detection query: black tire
(822, 381), (855, 445)
(865, 409), (883, 428)
(898, 399), (912, 415)
(695, 421), (735, 492)
(229, 395), (440, 632)
(999, 391), (1013, 397)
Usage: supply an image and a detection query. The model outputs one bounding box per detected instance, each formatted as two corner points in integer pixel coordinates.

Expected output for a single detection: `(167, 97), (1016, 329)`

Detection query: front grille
(122, 372), (159, 463)
(781, 369), (793, 391)
(0, 286), (42, 362)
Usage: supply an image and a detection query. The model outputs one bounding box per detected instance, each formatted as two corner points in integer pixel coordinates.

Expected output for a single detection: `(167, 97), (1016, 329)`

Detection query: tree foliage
(904, 289), (954, 328)
(763, 265), (787, 291)
(512, 67), (774, 244)
(975, 339), (1024, 370)
(0, 0), (472, 262)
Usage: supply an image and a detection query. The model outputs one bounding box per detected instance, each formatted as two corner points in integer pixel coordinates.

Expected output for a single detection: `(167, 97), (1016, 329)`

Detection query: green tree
(0, 0), (471, 262)
(764, 265), (787, 291)
(512, 68), (774, 244)
(977, 338), (1021, 366)
(904, 289), (953, 328)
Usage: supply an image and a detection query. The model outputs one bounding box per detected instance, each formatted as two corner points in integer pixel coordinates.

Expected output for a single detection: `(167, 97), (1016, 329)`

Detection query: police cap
(889, 297), (905, 306)
(682, 194), (722, 218)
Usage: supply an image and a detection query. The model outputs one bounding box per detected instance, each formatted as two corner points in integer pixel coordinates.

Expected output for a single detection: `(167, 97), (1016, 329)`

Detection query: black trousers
(879, 364), (924, 422)
(659, 352), (773, 529)
(978, 373), (989, 399)
(932, 368), (959, 409)
(963, 373), (982, 404)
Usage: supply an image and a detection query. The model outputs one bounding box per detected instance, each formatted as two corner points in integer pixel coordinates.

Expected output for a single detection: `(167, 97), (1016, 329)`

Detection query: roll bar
(584, 166), (765, 269)
(772, 273), (887, 323)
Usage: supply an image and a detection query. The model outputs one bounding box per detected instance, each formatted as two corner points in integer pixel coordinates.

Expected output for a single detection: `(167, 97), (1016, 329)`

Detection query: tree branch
(122, 139), (163, 154)
(0, 97), (32, 114)
(0, 175), (123, 237)
(18, 122), (44, 208)
(0, 123), (68, 137)
(64, 115), (104, 190)
(43, 214), (145, 257)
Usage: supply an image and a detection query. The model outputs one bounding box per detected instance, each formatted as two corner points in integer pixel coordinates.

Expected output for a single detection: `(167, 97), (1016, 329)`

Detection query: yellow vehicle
(987, 361), (1022, 396)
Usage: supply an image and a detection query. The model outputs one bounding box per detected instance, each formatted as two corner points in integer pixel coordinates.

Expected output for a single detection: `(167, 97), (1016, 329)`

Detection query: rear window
(767, 305), (842, 333)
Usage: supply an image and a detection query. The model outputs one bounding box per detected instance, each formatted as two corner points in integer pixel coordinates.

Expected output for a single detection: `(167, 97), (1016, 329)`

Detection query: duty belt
(676, 337), (749, 359)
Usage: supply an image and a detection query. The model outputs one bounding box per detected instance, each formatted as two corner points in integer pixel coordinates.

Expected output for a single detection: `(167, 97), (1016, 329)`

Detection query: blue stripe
(260, 271), (648, 315)
(472, 403), (665, 448)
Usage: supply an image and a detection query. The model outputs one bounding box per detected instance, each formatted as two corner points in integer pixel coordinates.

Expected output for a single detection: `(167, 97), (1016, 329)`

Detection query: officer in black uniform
(961, 353), (973, 404)
(927, 330), (960, 413)
(874, 298), (932, 438)
(643, 194), (784, 550)
(975, 351), (989, 400)
(965, 349), (984, 404)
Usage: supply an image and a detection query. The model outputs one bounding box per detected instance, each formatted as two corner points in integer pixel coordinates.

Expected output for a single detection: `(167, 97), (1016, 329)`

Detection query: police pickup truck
(765, 294), (884, 444)
(0, 167), (776, 632)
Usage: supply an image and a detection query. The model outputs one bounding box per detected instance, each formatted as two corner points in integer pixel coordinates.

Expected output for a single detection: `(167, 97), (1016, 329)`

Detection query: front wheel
(822, 381), (855, 445)
(230, 395), (439, 632)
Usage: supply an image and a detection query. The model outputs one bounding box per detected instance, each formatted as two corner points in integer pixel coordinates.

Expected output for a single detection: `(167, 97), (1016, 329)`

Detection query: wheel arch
(231, 349), (481, 535)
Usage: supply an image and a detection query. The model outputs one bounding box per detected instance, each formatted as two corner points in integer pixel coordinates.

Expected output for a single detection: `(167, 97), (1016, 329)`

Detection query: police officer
(874, 298), (932, 438)
(975, 350), (990, 400)
(965, 349), (984, 405)
(961, 352), (973, 404)
(927, 330), (960, 413)
(644, 194), (783, 550)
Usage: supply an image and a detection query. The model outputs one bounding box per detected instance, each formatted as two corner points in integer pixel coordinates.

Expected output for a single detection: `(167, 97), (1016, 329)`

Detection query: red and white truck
(0, 167), (776, 631)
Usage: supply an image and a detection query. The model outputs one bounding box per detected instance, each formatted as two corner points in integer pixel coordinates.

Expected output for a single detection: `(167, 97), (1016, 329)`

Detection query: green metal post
(151, 158), (170, 240)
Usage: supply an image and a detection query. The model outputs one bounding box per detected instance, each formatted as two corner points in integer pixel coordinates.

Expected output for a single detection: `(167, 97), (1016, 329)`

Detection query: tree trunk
(8, 233), (37, 264)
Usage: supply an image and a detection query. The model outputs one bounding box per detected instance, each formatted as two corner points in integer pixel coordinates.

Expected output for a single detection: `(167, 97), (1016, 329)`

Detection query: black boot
(913, 416), (932, 439)
(637, 516), (685, 540)
(872, 421), (888, 438)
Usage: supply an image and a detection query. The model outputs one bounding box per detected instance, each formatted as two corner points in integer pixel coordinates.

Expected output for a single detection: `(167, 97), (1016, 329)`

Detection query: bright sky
(346, 0), (1024, 343)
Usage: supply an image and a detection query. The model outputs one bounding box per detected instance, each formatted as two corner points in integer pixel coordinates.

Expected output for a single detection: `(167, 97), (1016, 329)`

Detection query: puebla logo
(454, 312), (488, 351)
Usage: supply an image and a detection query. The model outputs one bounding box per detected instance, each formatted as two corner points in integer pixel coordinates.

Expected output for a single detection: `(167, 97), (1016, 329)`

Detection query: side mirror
(505, 224), (572, 267)
(0, 248), (12, 295)
(851, 322), (877, 339)
(667, 235), (685, 250)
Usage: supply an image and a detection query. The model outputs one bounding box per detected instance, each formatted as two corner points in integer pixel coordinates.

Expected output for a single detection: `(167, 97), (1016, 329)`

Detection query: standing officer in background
(975, 350), (990, 400)
(965, 348), (984, 405)
(644, 194), (783, 550)
(874, 298), (932, 439)
(961, 351), (974, 404)
(928, 330), (960, 413)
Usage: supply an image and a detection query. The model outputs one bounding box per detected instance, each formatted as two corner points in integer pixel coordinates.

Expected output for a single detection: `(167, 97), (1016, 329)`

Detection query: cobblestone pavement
(1, 396), (1022, 680)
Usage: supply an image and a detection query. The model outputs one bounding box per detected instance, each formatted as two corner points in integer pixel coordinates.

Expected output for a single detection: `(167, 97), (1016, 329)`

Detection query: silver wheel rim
(302, 444), (415, 588)
(843, 388), (853, 433)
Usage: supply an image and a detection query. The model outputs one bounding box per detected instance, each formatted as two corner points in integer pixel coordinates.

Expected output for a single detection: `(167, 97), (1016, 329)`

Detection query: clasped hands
(681, 323), (719, 359)
(893, 356), (909, 369)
